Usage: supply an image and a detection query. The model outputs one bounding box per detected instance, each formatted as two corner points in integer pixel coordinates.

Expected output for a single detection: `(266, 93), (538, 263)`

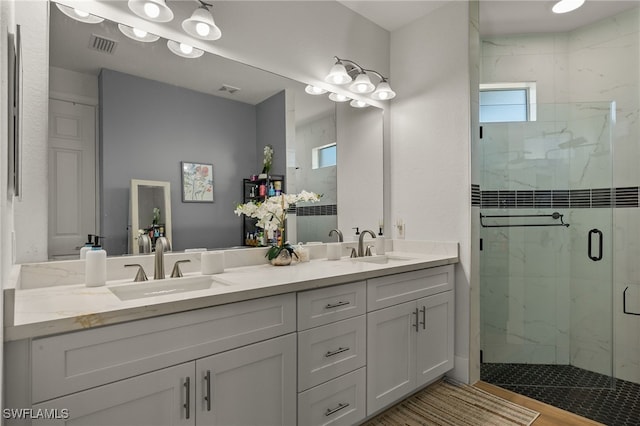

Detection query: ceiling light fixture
(305, 85), (328, 95)
(167, 40), (204, 58)
(118, 24), (160, 43)
(552, 0), (586, 14)
(350, 99), (369, 108)
(128, 0), (174, 22)
(328, 93), (350, 102)
(322, 56), (396, 106)
(182, 1), (222, 41)
(55, 3), (104, 24)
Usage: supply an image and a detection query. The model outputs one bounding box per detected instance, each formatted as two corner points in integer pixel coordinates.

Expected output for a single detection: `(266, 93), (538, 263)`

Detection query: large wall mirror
(47, 0), (384, 257)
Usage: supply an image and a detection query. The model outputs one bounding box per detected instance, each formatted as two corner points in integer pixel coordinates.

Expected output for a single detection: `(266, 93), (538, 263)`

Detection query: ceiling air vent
(218, 84), (241, 94)
(89, 34), (117, 54)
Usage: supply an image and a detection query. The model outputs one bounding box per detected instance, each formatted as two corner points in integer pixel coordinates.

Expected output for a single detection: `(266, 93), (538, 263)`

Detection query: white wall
(390, 1), (474, 383)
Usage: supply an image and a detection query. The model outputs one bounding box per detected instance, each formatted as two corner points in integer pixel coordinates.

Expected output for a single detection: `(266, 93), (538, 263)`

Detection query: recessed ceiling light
(552, 0), (585, 14)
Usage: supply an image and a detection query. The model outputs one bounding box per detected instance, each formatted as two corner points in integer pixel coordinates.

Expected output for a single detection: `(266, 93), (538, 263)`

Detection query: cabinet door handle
(588, 228), (603, 261)
(420, 306), (426, 330)
(413, 308), (419, 332)
(325, 347), (350, 358)
(325, 301), (350, 309)
(204, 370), (212, 412)
(325, 402), (350, 417)
(183, 377), (191, 419)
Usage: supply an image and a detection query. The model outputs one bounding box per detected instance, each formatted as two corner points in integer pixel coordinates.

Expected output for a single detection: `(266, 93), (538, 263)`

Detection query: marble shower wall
(480, 7), (639, 383)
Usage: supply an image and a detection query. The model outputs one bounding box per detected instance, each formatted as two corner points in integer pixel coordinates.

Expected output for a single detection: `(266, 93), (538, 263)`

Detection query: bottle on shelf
(85, 236), (107, 287)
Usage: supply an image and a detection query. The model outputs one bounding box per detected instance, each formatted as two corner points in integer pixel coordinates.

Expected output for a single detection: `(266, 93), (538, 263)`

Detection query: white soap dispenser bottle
(85, 236), (107, 287)
(79, 234), (94, 259)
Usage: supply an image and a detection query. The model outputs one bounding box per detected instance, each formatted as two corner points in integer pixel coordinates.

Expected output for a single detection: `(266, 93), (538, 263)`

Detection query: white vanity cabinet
(16, 294), (297, 426)
(296, 281), (367, 426)
(366, 265), (455, 415)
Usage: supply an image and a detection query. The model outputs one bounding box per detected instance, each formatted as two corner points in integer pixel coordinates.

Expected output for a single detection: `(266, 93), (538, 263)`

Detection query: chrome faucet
(154, 237), (171, 280)
(358, 230), (376, 257)
(328, 229), (344, 242)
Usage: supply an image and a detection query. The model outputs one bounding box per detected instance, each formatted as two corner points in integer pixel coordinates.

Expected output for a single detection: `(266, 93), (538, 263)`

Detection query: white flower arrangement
(234, 191), (321, 260)
(262, 145), (274, 174)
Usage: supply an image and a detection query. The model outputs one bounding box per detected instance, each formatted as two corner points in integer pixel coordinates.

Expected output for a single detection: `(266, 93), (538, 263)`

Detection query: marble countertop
(4, 240), (458, 341)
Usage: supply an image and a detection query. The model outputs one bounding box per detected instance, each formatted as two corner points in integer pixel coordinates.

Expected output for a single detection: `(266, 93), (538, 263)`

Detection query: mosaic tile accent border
(471, 187), (639, 208)
(292, 204), (337, 216)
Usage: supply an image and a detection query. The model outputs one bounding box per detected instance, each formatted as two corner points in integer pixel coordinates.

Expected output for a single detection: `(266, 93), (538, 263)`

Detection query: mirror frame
(130, 179), (172, 254)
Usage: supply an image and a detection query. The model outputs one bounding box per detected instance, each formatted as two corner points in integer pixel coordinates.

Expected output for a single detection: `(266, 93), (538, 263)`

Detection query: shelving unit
(242, 174), (285, 246)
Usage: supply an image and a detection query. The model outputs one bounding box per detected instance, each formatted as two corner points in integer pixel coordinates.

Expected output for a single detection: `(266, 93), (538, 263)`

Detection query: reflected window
(312, 143), (337, 169)
(480, 82), (536, 123)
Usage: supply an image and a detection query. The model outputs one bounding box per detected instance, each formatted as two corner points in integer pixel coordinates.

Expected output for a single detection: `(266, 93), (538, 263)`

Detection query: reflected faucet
(329, 229), (344, 242)
(154, 237), (171, 280)
(358, 230), (376, 257)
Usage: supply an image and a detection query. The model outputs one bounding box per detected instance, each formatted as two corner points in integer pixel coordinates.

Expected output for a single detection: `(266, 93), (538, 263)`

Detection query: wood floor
(474, 381), (605, 426)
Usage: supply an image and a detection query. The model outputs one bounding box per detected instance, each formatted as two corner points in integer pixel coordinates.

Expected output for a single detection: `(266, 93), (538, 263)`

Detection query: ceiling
(338, 0), (640, 35)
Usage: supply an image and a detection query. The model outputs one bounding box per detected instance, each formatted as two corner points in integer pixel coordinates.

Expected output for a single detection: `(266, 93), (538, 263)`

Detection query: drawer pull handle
(325, 347), (350, 358)
(204, 370), (212, 412)
(325, 301), (350, 309)
(184, 377), (191, 419)
(325, 402), (350, 417)
(420, 306), (426, 330)
(413, 308), (419, 332)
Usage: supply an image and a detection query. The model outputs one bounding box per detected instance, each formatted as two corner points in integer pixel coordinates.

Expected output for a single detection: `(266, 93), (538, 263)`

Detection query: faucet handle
(170, 260), (191, 278)
(125, 264), (148, 282)
(365, 245), (374, 256)
(349, 247), (358, 258)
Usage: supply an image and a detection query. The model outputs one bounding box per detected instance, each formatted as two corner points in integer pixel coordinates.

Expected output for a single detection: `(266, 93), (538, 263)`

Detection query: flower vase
(270, 249), (292, 266)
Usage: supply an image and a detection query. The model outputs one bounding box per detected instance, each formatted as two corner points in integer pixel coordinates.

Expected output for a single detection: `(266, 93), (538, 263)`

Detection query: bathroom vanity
(4, 240), (457, 425)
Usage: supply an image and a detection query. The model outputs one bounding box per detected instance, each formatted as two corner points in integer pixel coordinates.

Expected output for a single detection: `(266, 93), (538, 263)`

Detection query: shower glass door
(479, 101), (614, 389)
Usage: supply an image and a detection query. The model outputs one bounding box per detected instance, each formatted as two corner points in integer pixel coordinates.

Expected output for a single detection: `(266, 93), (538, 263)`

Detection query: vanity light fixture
(305, 85), (328, 95)
(328, 93), (350, 102)
(552, 0), (585, 14)
(167, 40), (204, 58)
(324, 56), (396, 102)
(350, 99), (369, 108)
(128, 0), (174, 23)
(55, 3), (104, 24)
(118, 24), (160, 43)
(182, 0), (222, 41)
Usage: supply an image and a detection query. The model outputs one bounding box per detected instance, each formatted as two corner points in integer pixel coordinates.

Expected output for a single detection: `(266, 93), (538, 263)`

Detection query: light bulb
(196, 22), (210, 36)
(73, 9), (90, 18)
(133, 28), (148, 38)
(180, 43), (193, 54)
(144, 2), (160, 18)
(329, 93), (350, 102)
(305, 85), (327, 95)
(350, 99), (369, 108)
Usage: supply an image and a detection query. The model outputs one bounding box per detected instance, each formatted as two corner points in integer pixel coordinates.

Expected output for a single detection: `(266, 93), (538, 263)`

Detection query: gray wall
(100, 69), (274, 254)
(256, 91), (286, 183)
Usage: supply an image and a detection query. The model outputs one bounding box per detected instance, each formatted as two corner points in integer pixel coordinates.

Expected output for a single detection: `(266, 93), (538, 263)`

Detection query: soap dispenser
(79, 234), (95, 259)
(85, 236), (107, 287)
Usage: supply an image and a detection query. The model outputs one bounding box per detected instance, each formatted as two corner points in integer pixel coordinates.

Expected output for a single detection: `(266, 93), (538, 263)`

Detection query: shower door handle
(588, 229), (603, 261)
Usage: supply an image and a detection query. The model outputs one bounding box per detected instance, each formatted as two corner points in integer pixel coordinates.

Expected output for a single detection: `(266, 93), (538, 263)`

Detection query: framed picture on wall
(181, 161), (214, 202)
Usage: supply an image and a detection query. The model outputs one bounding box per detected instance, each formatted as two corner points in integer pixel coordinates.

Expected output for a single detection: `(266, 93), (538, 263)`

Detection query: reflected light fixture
(328, 93), (350, 102)
(552, 0), (585, 14)
(128, 0), (174, 22)
(182, 1), (222, 41)
(118, 24), (160, 42)
(323, 56), (396, 105)
(55, 3), (104, 24)
(305, 85), (328, 95)
(167, 40), (204, 58)
(350, 99), (369, 108)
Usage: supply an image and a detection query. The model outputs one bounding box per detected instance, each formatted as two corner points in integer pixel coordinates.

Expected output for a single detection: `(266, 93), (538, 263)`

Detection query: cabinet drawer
(367, 265), (454, 311)
(31, 293), (295, 403)
(298, 367), (366, 426)
(298, 315), (366, 391)
(297, 281), (366, 330)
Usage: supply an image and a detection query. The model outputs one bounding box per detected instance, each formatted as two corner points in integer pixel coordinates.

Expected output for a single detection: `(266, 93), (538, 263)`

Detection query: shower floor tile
(481, 363), (640, 426)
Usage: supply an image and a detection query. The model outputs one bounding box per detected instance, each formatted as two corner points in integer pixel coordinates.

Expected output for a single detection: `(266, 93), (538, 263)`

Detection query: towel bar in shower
(480, 212), (570, 228)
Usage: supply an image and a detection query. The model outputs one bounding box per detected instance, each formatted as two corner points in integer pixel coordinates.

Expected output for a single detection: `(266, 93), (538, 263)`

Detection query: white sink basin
(349, 255), (415, 264)
(109, 275), (229, 301)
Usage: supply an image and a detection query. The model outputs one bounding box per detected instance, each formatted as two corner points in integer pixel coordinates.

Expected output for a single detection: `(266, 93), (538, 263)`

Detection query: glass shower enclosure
(479, 101), (614, 389)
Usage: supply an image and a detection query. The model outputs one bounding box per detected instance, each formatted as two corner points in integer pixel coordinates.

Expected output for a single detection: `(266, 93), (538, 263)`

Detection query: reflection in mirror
(47, 1), (383, 257)
(130, 179), (172, 254)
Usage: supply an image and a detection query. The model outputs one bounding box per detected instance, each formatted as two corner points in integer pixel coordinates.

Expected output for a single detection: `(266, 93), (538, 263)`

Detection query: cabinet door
(366, 300), (417, 415)
(32, 363), (195, 426)
(196, 334), (296, 426)
(415, 291), (455, 387)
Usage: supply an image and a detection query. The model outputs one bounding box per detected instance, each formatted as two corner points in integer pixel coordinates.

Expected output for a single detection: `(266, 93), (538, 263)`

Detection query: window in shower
(312, 143), (337, 169)
(480, 82), (537, 123)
